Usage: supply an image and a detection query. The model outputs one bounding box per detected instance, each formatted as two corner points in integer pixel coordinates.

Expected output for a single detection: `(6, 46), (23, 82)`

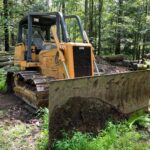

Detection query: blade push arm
(51, 26), (70, 79)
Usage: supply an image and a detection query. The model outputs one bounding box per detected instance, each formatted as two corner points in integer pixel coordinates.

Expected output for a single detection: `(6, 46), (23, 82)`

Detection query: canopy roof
(20, 12), (56, 27)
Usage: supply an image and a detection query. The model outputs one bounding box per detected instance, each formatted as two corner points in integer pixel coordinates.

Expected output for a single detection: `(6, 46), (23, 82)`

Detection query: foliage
(128, 110), (150, 128)
(36, 108), (49, 150)
(0, 0), (149, 58)
(54, 121), (150, 150)
(0, 65), (20, 92)
(0, 69), (7, 92)
(55, 131), (90, 150)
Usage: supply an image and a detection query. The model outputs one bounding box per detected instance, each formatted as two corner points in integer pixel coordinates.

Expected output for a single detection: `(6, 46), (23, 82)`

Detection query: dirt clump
(49, 97), (126, 140)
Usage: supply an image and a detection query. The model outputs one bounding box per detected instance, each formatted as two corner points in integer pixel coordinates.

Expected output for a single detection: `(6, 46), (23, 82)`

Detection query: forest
(0, 0), (149, 59)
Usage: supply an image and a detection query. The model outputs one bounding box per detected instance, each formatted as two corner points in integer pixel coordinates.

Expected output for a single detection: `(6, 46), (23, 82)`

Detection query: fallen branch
(0, 61), (13, 68)
(103, 54), (124, 62)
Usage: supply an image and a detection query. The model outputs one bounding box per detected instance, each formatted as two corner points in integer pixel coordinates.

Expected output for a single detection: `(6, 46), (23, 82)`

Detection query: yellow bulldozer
(7, 12), (150, 146)
(9, 12), (149, 116)
(11, 12), (99, 108)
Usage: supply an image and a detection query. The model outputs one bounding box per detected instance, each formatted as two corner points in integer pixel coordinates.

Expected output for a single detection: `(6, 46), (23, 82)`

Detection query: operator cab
(16, 12), (89, 62)
(18, 13), (57, 60)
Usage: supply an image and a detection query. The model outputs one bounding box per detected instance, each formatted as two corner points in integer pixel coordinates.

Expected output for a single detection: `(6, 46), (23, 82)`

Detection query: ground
(0, 93), (149, 150)
(0, 93), (41, 150)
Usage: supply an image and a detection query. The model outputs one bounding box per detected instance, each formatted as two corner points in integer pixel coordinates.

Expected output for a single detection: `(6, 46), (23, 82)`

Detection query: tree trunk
(103, 54), (124, 62)
(45, 0), (50, 11)
(0, 61), (13, 68)
(3, 0), (9, 51)
(89, 0), (94, 38)
(84, 0), (88, 31)
(11, 32), (15, 46)
(142, 0), (148, 58)
(98, 0), (103, 55)
(133, 33), (137, 60)
(62, 0), (65, 14)
(115, 0), (123, 54)
(94, 4), (97, 52)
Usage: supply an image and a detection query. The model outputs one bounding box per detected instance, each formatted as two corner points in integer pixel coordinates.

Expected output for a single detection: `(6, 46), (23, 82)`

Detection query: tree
(3, 0), (9, 51)
(98, 0), (103, 54)
(115, 0), (123, 54)
(0, 0), (149, 58)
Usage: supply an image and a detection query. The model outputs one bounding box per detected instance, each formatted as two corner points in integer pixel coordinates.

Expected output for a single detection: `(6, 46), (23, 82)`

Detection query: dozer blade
(48, 70), (150, 117)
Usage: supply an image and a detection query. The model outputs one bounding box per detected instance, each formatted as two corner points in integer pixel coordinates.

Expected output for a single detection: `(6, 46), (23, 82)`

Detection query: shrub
(55, 132), (90, 150)
(36, 108), (49, 150)
(0, 69), (7, 92)
(54, 121), (150, 150)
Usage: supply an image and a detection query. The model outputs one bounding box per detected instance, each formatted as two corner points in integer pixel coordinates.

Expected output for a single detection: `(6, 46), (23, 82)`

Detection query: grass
(54, 132), (90, 150)
(0, 123), (33, 150)
(128, 110), (150, 129)
(36, 108), (49, 150)
(0, 69), (7, 92)
(0, 66), (20, 92)
(36, 110), (150, 150)
(54, 122), (150, 150)
(0, 108), (149, 150)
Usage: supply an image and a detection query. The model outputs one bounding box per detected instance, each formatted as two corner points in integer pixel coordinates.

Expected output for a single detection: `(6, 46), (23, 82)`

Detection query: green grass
(128, 110), (150, 129)
(0, 123), (33, 150)
(0, 69), (7, 92)
(36, 109), (150, 150)
(54, 122), (150, 150)
(36, 108), (49, 150)
(0, 66), (20, 92)
(54, 131), (90, 150)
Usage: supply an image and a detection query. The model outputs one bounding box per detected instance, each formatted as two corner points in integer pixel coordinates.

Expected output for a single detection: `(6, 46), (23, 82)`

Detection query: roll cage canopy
(17, 12), (87, 61)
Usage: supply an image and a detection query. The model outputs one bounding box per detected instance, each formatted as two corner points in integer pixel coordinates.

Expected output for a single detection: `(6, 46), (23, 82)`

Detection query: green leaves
(0, 69), (7, 92)
(55, 132), (90, 150)
(128, 110), (150, 128)
(36, 108), (49, 150)
(54, 120), (150, 150)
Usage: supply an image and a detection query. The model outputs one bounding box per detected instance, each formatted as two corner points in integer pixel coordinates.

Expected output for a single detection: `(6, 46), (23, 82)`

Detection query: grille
(73, 46), (92, 77)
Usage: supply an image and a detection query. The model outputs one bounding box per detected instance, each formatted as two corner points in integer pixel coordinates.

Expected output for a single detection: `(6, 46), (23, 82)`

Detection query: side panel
(14, 43), (25, 62)
(39, 49), (65, 79)
(14, 43), (39, 69)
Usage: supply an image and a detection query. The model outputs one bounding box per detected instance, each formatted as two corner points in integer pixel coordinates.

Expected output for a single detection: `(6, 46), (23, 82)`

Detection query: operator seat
(32, 31), (44, 51)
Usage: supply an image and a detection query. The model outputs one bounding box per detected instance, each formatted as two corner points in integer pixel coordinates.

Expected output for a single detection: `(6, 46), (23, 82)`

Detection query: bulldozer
(8, 12), (150, 146)
(9, 12), (149, 113)
(11, 12), (99, 108)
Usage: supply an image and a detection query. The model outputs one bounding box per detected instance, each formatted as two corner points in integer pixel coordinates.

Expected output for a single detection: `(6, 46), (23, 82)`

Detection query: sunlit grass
(36, 108), (49, 150)
(54, 121), (150, 150)
(0, 69), (7, 92)
(0, 123), (33, 150)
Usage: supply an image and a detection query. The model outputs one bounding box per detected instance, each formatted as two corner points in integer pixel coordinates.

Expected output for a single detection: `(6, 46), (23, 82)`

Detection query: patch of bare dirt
(0, 93), (38, 122)
(96, 56), (129, 74)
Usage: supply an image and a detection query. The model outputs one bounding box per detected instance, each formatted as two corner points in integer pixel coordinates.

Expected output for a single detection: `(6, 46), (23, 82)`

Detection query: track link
(14, 71), (55, 108)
